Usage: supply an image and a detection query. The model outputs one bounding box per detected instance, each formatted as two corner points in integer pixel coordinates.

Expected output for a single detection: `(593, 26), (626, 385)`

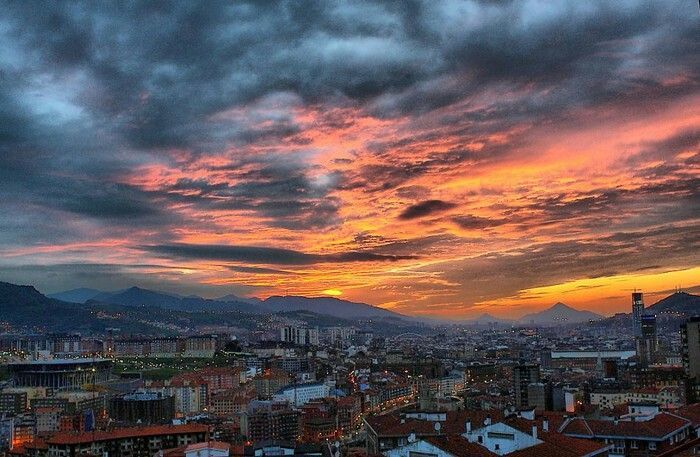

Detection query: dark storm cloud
(144, 243), (416, 265)
(352, 133), (527, 192)
(227, 265), (301, 275)
(0, 0), (698, 300)
(398, 200), (457, 220)
(3, 0), (696, 150)
(166, 158), (344, 230)
(0, 0), (695, 205)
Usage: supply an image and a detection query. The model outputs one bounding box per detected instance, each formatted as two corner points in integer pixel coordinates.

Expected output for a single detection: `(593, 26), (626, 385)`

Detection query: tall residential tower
(632, 292), (644, 335)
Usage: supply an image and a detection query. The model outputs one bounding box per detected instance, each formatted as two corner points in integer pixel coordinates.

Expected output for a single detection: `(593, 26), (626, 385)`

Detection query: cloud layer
(0, 0), (698, 317)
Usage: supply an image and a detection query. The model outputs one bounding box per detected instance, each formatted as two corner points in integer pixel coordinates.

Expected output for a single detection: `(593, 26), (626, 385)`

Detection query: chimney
(542, 419), (549, 432)
(485, 416), (492, 426)
(532, 425), (537, 440)
(466, 420), (472, 433)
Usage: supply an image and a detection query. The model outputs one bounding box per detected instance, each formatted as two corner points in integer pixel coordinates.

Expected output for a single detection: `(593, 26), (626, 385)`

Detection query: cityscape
(0, 2), (699, 457)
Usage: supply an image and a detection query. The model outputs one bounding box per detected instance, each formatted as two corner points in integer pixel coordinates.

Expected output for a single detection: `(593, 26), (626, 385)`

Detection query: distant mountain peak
(518, 301), (602, 326)
(550, 302), (572, 310)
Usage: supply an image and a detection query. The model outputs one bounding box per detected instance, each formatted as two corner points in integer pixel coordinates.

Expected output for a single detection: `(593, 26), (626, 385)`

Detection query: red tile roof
(502, 418), (610, 457)
(561, 413), (690, 440)
(424, 435), (497, 457)
(655, 436), (700, 456)
(365, 410), (502, 437)
(536, 432), (611, 456)
(47, 424), (209, 445)
(675, 403), (700, 427)
(186, 441), (231, 452)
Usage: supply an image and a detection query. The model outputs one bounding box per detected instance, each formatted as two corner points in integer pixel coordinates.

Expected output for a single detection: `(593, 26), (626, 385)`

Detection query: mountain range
(0, 282), (157, 333)
(5, 282), (696, 330)
(2, 281), (413, 335)
(48, 285), (404, 320)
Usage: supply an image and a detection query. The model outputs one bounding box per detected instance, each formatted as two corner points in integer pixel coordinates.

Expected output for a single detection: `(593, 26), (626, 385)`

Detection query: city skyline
(0, 1), (698, 319)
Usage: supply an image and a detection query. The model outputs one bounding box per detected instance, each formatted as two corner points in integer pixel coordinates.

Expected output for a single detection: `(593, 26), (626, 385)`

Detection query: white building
(591, 386), (682, 410)
(463, 420), (542, 456)
(274, 382), (330, 407)
(280, 327), (320, 346)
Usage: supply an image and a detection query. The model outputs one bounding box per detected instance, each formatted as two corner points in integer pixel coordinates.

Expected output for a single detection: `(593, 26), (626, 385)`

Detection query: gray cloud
(145, 243), (417, 265)
(398, 199), (457, 220)
(0, 1), (698, 302)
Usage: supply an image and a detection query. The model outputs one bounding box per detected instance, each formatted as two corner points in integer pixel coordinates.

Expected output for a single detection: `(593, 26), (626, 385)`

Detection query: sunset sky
(0, 1), (698, 319)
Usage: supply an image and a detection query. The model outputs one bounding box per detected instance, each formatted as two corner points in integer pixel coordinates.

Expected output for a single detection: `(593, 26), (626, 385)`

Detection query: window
(487, 432), (515, 440)
(649, 442), (656, 450)
(478, 436), (483, 444)
(630, 441), (638, 449)
(612, 440), (625, 454)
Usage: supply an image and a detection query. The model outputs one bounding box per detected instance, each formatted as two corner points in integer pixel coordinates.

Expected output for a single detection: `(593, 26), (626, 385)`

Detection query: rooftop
(47, 424), (208, 445)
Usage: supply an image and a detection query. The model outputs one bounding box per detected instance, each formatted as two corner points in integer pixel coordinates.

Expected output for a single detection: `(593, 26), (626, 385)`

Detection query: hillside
(1, 281), (416, 336)
(261, 295), (405, 320)
(47, 287), (103, 303)
(518, 302), (602, 326)
(648, 292), (700, 315)
(0, 282), (155, 333)
(90, 286), (260, 314)
(50, 285), (407, 320)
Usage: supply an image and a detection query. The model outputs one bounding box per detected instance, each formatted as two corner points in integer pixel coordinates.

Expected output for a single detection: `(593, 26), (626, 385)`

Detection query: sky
(0, 1), (698, 319)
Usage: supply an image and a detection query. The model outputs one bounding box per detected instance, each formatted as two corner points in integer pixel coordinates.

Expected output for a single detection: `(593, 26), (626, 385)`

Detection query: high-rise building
(636, 314), (658, 367)
(280, 326), (320, 346)
(682, 317), (700, 402)
(241, 400), (300, 442)
(527, 382), (547, 411)
(632, 292), (644, 335)
(513, 364), (540, 408)
(0, 392), (27, 415)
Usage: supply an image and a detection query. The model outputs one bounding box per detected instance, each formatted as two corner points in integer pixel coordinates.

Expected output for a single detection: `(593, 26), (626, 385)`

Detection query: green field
(112, 354), (242, 380)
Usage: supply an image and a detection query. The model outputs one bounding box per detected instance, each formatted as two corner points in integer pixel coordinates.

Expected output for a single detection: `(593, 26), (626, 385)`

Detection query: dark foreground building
(109, 392), (176, 424)
(40, 424), (208, 457)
